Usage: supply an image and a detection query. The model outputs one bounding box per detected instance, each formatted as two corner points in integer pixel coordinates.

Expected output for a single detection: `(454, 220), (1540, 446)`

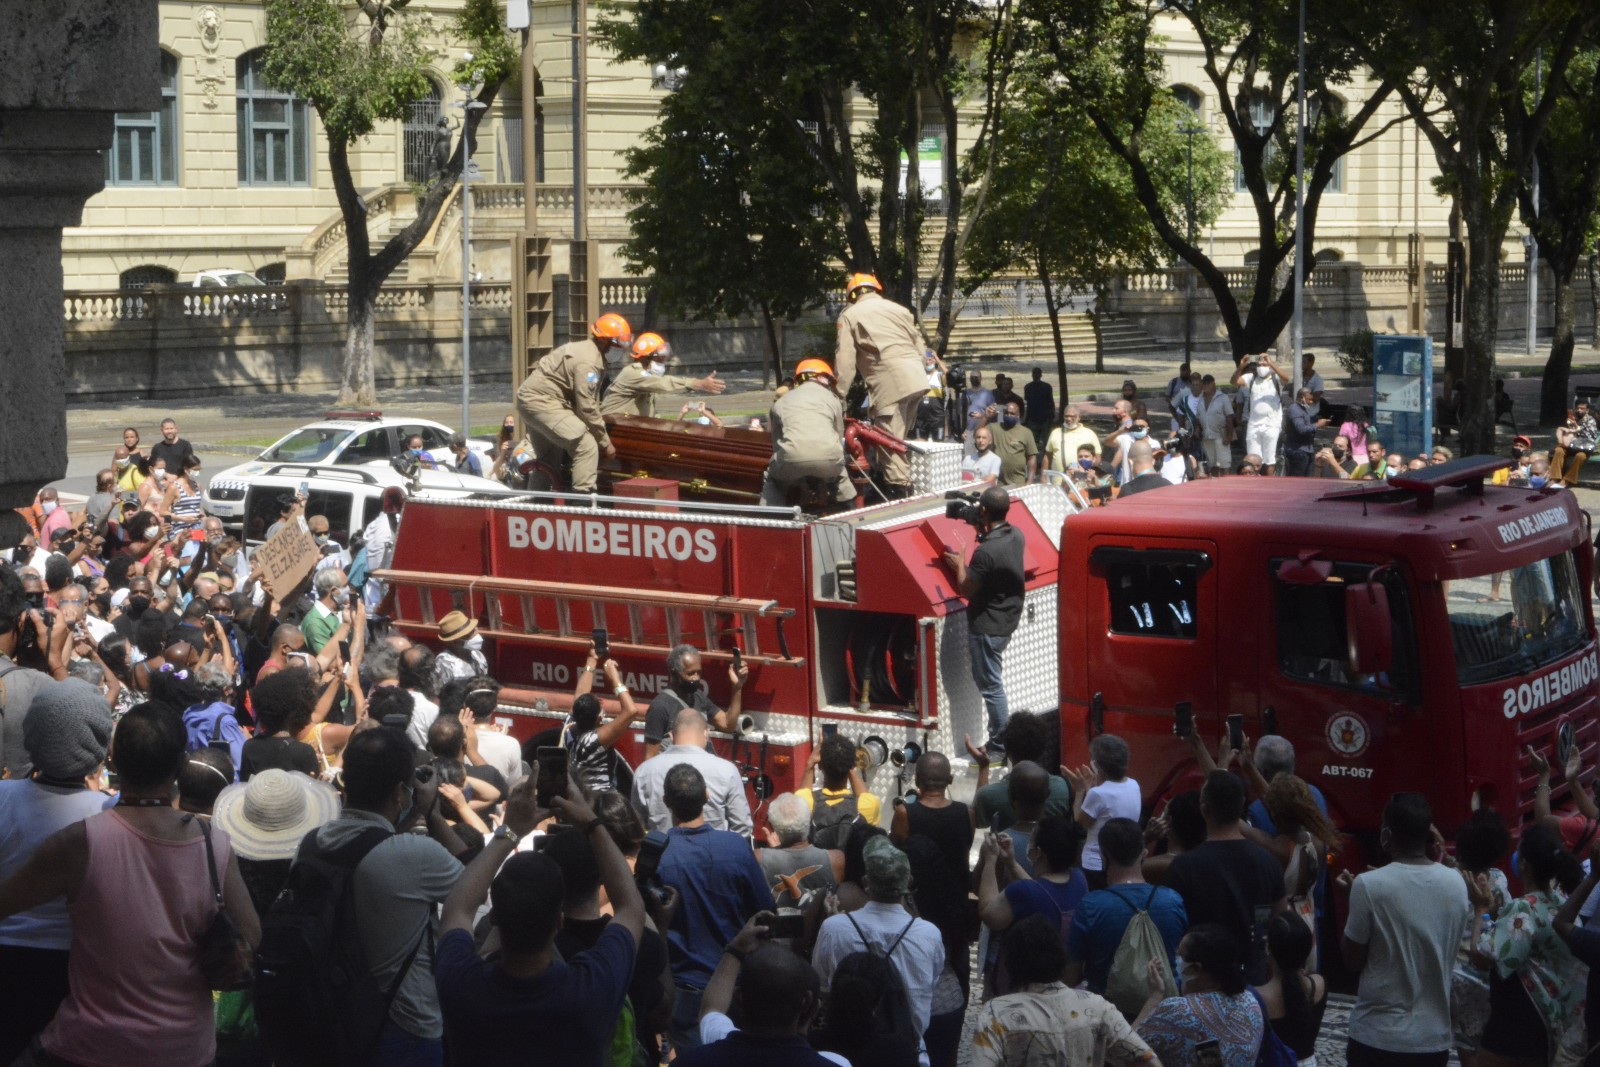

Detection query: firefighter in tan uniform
(834, 272), (929, 496)
(599, 332), (727, 418)
(514, 312), (632, 492)
(762, 359), (854, 509)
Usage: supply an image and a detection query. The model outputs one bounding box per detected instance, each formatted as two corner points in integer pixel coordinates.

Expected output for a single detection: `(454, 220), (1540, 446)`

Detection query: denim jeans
(371, 1022), (443, 1067)
(668, 984), (705, 1055)
(968, 630), (1012, 742)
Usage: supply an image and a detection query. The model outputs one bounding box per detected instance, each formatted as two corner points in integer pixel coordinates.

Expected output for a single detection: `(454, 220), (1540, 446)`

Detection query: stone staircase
(947, 310), (1168, 363)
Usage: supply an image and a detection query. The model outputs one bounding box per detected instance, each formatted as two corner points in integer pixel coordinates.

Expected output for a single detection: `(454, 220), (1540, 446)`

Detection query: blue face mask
(1001, 414), (1019, 429)
(1078, 457), (1095, 470)
(1531, 475), (1549, 488)
(1131, 429), (1148, 440)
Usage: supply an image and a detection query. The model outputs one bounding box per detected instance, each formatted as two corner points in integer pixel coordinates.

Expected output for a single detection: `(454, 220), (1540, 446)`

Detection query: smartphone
(766, 907), (806, 940)
(1173, 701), (1193, 740)
(1195, 1041), (1224, 1067)
(535, 746), (569, 805)
(592, 627), (609, 658)
(730, 643), (743, 673)
(821, 723), (838, 739)
(1227, 713), (1245, 751)
(296, 480), (309, 499)
(190, 529), (206, 543)
(1263, 707), (1279, 737)
(634, 830), (669, 884)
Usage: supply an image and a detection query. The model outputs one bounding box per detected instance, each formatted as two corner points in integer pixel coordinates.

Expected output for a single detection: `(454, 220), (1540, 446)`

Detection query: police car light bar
(324, 411), (383, 421)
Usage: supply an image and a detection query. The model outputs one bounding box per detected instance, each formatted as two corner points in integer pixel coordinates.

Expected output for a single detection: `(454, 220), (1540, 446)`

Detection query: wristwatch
(491, 825), (521, 848)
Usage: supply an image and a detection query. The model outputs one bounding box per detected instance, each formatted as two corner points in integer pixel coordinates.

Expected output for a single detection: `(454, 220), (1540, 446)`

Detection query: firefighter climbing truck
(376, 436), (1076, 812)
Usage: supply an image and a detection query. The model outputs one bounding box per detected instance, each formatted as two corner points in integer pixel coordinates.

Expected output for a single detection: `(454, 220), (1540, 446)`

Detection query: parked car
(204, 413), (497, 534)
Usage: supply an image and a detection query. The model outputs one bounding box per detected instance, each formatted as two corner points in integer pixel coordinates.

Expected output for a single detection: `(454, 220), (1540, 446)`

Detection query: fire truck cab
(376, 443), (1074, 817)
(1059, 457), (1597, 859)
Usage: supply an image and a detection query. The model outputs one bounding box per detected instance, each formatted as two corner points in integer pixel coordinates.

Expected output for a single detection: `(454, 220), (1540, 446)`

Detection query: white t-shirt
(403, 690), (441, 751)
(1245, 372), (1281, 424)
(1079, 777), (1143, 871)
(962, 451), (1001, 483)
(1345, 861), (1469, 1053)
(473, 726), (524, 786)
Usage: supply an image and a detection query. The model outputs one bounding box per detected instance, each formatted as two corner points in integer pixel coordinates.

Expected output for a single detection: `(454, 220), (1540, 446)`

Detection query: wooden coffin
(601, 414), (771, 500)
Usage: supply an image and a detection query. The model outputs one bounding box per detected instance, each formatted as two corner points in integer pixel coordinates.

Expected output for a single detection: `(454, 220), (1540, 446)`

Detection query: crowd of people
(4, 469), (1600, 1067)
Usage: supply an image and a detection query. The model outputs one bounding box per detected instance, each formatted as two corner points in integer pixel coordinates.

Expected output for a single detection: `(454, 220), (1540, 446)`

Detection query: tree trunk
(1589, 249), (1599, 344)
(1091, 285), (1107, 375)
(1038, 263), (1068, 406)
(1540, 269), (1578, 426)
(759, 299), (783, 387)
(340, 267), (380, 407)
(1459, 208), (1503, 456)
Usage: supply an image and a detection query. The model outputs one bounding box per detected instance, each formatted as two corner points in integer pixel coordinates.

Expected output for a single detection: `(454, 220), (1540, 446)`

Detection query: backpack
(253, 826), (428, 1067)
(811, 793), (863, 851)
(1103, 885), (1177, 1022)
(844, 912), (917, 1006)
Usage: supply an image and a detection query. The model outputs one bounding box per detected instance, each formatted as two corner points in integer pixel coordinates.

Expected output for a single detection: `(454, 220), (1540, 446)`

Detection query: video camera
(944, 488), (985, 527)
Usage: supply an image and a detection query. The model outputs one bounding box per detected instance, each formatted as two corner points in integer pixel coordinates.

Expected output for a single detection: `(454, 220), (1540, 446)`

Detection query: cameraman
(942, 487), (1026, 754)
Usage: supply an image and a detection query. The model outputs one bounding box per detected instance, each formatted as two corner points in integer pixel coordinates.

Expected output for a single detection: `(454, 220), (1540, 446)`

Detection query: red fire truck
(1058, 458), (1597, 859)
(375, 444), (1075, 810)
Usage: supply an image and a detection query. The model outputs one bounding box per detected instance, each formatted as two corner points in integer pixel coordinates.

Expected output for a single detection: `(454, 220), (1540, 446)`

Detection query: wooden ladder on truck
(372, 569), (804, 668)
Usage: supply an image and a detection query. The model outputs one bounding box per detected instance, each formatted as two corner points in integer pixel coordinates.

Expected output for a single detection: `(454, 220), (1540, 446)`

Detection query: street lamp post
(455, 69), (487, 437)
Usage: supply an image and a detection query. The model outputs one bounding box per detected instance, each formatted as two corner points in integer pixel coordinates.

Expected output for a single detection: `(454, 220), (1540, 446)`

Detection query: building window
(1310, 94), (1346, 193)
(119, 265), (178, 290)
(1171, 85), (1203, 117)
(237, 50), (310, 186)
(403, 82), (444, 184)
(108, 51), (179, 185)
(255, 262), (286, 285)
(1234, 92), (1277, 192)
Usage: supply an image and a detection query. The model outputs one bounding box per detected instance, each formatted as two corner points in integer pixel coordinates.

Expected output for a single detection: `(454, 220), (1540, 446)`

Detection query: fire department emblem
(1326, 712), (1369, 759)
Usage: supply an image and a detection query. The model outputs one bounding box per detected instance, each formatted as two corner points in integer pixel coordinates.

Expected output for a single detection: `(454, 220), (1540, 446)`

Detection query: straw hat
(438, 610), (478, 644)
(211, 769), (341, 862)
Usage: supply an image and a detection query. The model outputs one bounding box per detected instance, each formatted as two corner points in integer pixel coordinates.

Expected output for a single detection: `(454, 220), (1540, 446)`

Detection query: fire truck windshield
(1446, 549), (1587, 685)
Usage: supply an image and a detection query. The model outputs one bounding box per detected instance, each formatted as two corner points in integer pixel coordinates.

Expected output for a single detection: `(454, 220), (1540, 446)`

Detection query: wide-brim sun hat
(211, 769), (341, 861)
(438, 610), (478, 644)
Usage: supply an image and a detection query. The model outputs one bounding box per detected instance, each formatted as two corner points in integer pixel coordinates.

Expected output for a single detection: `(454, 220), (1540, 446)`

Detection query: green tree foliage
(1028, 0), (1398, 363)
(263, 0), (516, 406)
(600, 0), (990, 354)
(618, 79), (840, 379)
(964, 50), (1229, 382)
(1344, 0), (1600, 454)
(1517, 45), (1600, 424)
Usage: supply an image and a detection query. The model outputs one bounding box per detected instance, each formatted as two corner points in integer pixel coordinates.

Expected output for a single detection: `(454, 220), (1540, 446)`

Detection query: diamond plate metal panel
(932, 584), (1059, 748)
(908, 440), (964, 495)
(1013, 482), (1083, 552)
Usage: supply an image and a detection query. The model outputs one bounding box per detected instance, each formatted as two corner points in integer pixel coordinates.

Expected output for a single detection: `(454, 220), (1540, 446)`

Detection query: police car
(204, 413), (500, 537)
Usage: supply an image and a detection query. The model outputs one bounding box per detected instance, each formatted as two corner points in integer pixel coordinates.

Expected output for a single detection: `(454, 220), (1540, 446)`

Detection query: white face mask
(40, 501), (56, 515)
(1256, 366), (1271, 379)
(332, 586), (351, 607)
(647, 361), (667, 377)
(462, 635), (484, 652)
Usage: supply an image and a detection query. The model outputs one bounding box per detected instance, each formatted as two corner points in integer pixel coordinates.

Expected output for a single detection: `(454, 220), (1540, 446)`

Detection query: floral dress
(1452, 867), (1509, 1051)
(1490, 888), (1588, 1064)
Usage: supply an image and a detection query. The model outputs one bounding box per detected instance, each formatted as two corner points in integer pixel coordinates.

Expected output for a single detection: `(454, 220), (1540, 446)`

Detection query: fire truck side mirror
(1346, 582), (1394, 677)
